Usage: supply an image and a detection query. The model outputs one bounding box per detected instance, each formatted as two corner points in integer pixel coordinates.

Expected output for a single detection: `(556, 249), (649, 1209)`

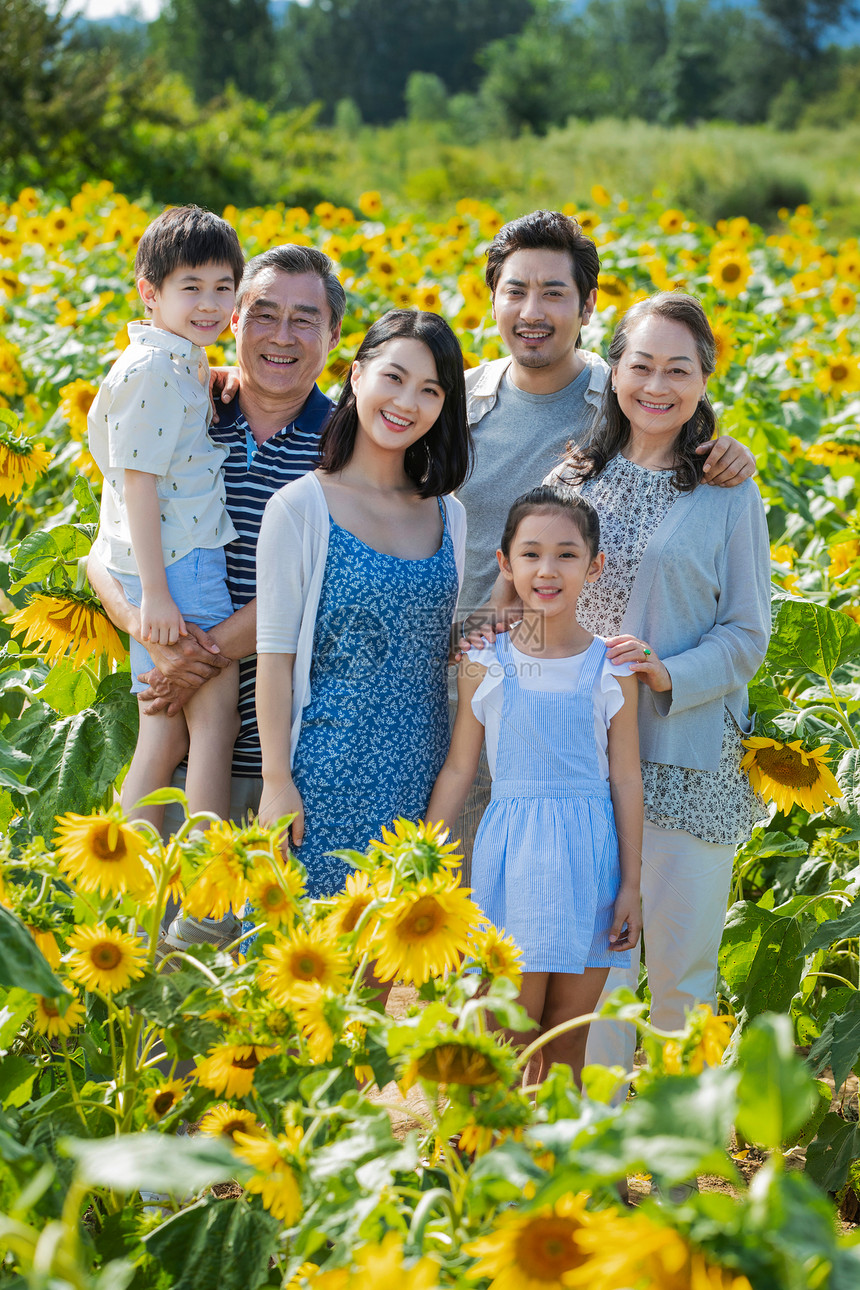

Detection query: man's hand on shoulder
(697, 435), (755, 487)
(209, 366), (240, 418)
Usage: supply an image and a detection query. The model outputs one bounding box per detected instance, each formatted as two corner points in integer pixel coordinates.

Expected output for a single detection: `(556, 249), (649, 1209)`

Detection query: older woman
(548, 292), (771, 1074)
(480, 291), (770, 1076)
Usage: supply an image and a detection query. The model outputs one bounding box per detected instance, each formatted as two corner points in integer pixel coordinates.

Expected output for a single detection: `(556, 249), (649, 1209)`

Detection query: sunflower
(403, 1032), (511, 1090)
(368, 816), (463, 881)
(347, 1233), (441, 1290)
(770, 543), (796, 568)
(54, 810), (151, 897)
(414, 285), (442, 312)
(250, 861), (304, 929)
(145, 1079), (188, 1121)
(708, 249), (753, 299)
(830, 285), (857, 316)
(8, 590), (125, 670)
(27, 926), (61, 968)
(595, 274), (630, 314)
(658, 208), (686, 234)
(233, 1126), (304, 1223)
(741, 736), (843, 813)
(373, 879), (477, 985)
(200, 1104), (263, 1142)
(471, 924), (523, 987)
(829, 538), (860, 577)
(321, 869), (375, 949)
(292, 984), (338, 1064)
(195, 1043), (277, 1098)
(66, 924), (148, 995)
(815, 354), (860, 397)
(0, 426), (53, 500)
(464, 1193), (616, 1290)
(31, 992), (85, 1038)
(710, 316), (734, 377)
(258, 928), (350, 1004)
(806, 440), (860, 468)
(182, 820), (256, 919)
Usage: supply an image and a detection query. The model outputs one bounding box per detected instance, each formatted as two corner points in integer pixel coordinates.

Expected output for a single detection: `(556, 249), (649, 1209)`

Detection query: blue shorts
(114, 546), (234, 694)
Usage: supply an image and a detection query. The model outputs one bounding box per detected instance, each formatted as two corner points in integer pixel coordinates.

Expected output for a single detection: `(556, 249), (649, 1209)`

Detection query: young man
(454, 210), (755, 871)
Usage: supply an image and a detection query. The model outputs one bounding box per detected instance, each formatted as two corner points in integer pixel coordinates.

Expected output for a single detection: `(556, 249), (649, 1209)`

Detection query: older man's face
(232, 267), (341, 405)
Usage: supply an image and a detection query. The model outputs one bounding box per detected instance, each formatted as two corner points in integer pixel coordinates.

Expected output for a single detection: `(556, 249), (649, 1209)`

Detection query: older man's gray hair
(236, 244), (347, 328)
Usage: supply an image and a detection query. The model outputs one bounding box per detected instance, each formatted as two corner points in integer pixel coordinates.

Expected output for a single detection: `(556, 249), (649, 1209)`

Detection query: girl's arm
(256, 651), (305, 846)
(606, 673), (643, 951)
(426, 659), (487, 834)
(124, 468), (186, 645)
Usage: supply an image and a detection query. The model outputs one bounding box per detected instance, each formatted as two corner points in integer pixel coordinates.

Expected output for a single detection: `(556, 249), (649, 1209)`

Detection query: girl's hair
(500, 485), (601, 560)
(572, 291), (717, 493)
(318, 309), (473, 497)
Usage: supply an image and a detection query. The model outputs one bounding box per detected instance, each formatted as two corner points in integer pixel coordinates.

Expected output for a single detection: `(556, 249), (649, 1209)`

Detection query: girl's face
(499, 508), (604, 617)
(350, 337), (445, 454)
(613, 316), (708, 450)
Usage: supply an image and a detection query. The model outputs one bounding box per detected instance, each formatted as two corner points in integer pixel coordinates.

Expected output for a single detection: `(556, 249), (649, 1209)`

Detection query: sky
(67, 0), (163, 17)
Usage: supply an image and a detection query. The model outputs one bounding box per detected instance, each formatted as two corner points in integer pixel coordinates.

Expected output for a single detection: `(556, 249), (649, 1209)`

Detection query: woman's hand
(259, 778), (305, 851)
(605, 634), (672, 693)
(608, 882), (642, 951)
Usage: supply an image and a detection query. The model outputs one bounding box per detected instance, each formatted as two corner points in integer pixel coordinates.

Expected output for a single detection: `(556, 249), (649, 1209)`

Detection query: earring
(611, 384), (617, 393)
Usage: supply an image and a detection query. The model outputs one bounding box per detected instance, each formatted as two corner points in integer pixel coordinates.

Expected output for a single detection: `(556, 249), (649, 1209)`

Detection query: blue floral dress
(287, 505), (458, 898)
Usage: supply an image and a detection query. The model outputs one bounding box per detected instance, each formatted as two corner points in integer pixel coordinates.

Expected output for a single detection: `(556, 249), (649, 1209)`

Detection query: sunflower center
(261, 885), (287, 910)
(91, 821), (127, 861)
(152, 1090), (177, 1115)
(232, 1052), (261, 1071)
(417, 1043), (499, 1086)
(720, 263), (741, 283)
(342, 897), (371, 933)
(755, 745), (820, 788)
(831, 363), (849, 381)
(400, 896), (444, 940)
(92, 941), (123, 969)
(514, 1218), (583, 1279)
(292, 953), (324, 980)
(40, 1000), (60, 1018)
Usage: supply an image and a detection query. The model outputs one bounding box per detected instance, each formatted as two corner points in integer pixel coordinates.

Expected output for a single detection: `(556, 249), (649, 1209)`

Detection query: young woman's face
(499, 508), (603, 618)
(350, 336), (445, 454)
(612, 316), (708, 449)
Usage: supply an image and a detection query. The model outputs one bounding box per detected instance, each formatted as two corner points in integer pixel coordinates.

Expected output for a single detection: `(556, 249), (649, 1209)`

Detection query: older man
(87, 245), (344, 946)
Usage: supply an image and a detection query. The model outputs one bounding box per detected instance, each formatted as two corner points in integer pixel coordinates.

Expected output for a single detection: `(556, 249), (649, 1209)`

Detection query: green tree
(0, 0), (147, 191)
(276, 0), (532, 122)
(152, 0), (277, 103)
(758, 0), (860, 60)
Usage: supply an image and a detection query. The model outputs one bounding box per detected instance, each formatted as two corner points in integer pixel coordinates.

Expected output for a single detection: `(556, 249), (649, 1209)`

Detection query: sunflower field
(2, 182), (860, 1286)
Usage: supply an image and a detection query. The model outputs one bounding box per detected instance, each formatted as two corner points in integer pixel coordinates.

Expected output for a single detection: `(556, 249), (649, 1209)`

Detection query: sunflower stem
(802, 970), (856, 991)
(59, 1038), (90, 1130)
(408, 1188), (458, 1251)
(823, 672), (858, 748)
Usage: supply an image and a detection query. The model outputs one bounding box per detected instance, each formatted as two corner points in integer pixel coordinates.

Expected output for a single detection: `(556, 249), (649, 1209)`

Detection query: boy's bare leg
(122, 706), (190, 829)
(183, 661), (240, 821)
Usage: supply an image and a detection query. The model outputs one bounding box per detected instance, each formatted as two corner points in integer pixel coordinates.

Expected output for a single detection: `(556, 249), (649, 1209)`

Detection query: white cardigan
(256, 470), (467, 763)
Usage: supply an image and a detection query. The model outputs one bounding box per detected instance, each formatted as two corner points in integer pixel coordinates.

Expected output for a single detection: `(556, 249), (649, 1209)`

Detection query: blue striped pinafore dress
(470, 634), (628, 974)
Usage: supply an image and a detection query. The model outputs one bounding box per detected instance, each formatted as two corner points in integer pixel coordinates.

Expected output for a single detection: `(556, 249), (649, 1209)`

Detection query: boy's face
(137, 262), (236, 347)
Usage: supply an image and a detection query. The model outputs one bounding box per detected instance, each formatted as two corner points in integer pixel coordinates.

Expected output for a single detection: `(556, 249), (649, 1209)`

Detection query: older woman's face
(613, 316), (707, 450)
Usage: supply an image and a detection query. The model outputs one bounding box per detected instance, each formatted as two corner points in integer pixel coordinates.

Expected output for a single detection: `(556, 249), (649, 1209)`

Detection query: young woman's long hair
(318, 309), (473, 497)
(572, 292), (718, 493)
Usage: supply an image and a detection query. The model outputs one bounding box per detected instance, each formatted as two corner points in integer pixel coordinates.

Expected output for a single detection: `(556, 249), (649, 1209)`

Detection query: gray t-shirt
(457, 364), (597, 619)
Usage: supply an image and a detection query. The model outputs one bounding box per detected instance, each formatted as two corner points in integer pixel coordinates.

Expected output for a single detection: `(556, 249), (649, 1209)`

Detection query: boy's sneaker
(156, 913), (242, 965)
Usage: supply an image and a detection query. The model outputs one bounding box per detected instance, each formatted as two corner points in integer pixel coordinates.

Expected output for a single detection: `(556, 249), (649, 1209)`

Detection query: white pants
(585, 820), (736, 1074)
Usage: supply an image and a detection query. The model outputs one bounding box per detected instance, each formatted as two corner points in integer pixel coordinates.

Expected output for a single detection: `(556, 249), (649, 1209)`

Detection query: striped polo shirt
(209, 385), (333, 776)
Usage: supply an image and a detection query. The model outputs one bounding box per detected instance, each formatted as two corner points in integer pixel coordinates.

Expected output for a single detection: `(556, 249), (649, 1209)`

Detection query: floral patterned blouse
(556, 453), (765, 846)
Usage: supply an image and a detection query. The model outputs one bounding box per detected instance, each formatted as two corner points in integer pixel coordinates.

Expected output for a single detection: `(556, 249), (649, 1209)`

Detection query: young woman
(253, 309), (472, 898)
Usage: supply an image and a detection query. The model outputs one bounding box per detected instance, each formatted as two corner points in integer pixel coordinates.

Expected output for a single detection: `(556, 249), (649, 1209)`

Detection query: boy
(88, 205), (245, 841)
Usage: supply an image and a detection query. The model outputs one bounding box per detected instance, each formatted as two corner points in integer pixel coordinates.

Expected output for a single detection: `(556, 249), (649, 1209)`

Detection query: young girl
(253, 309), (471, 900)
(428, 485), (642, 1085)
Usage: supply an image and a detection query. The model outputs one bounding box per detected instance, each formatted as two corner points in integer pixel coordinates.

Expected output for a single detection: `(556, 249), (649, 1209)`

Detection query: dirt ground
(370, 986), (860, 1230)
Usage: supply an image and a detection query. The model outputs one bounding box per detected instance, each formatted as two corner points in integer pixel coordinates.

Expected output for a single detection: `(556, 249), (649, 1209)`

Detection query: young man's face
(491, 248), (596, 377)
(137, 262), (236, 347)
(232, 267), (341, 404)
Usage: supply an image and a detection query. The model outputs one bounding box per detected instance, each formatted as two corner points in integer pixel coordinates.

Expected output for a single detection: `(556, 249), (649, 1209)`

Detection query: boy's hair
(236, 244), (347, 329)
(500, 484), (601, 560)
(319, 308), (473, 499)
(134, 205), (245, 290)
(484, 210), (601, 349)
